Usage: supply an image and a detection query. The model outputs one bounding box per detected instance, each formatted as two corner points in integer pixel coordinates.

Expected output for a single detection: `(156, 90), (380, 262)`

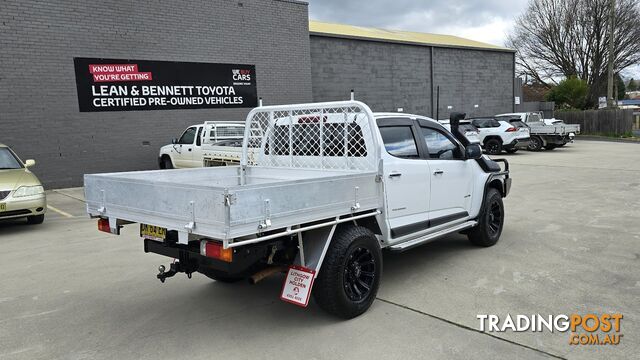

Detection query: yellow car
(0, 144), (46, 224)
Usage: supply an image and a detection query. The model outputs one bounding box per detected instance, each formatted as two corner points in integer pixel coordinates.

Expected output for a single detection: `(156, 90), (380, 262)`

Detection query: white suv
(439, 119), (481, 144)
(469, 117), (531, 155)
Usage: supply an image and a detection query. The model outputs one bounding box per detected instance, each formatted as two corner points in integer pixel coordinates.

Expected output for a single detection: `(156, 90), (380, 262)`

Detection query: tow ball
(157, 262), (193, 283)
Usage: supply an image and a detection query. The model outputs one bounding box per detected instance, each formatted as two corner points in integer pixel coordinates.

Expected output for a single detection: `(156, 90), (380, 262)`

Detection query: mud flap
(293, 222), (338, 277)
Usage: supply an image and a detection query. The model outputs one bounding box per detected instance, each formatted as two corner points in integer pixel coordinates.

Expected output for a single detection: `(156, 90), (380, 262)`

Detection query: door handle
(433, 169), (444, 175)
(389, 172), (402, 178)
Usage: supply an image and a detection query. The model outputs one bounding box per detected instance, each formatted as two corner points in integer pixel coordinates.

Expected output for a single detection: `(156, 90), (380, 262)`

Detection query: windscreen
(0, 148), (23, 169)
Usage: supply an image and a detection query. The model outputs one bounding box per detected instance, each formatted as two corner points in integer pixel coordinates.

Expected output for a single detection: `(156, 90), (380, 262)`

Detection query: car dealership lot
(1, 140), (638, 360)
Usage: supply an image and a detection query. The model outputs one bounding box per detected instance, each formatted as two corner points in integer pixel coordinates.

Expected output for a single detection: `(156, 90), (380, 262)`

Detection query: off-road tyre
(484, 138), (503, 155)
(468, 188), (504, 247)
(313, 225), (381, 319)
(200, 268), (244, 283)
(527, 136), (543, 151)
(27, 214), (45, 225)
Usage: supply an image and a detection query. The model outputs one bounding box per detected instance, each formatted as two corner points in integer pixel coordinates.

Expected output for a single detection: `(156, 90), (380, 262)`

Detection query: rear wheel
(27, 214), (44, 225)
(484, 139), (502, 155)
(527, 136), (543, 151)
(199, 268), (244, 283)
(313, 225), (381, 319)
(468, 188), (503, 247)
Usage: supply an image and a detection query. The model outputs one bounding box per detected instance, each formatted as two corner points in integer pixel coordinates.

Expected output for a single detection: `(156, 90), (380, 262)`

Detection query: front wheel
(161, 156), (174, 169)
(468, 188), (504, 247)
(313, 225), (381, 319)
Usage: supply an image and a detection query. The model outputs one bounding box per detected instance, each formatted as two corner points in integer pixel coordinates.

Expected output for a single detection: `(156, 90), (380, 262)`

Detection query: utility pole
(606, 0), (616, 108)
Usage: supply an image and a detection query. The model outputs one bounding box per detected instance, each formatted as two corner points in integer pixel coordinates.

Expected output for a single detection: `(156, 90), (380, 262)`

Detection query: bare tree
(507, 0), (640, 107)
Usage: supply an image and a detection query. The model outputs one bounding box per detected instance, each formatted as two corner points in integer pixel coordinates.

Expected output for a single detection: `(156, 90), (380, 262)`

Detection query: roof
(309, 20), (514, 52)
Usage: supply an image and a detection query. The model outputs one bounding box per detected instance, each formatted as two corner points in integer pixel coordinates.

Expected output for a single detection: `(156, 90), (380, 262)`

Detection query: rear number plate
(0, 203), (5, 212)
(140, 224), (166, 241)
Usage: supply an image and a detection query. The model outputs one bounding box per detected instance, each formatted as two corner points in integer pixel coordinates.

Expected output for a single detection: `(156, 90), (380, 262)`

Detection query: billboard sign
(73, 58), (257, 112)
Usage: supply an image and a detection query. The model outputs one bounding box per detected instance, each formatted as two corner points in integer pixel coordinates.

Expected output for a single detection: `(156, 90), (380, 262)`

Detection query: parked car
(438, 119), (481, 144)
(495, 112), (580, 151)
(468, 117), (531, 155)
(0, 144), (46, 224)
(159, 121), (245, 169)
(86, 101), (510, 319)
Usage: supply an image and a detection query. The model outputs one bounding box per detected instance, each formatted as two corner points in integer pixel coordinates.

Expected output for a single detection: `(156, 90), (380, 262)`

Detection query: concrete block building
(1, 1), (515, 188)
(309, 21), (515, 120)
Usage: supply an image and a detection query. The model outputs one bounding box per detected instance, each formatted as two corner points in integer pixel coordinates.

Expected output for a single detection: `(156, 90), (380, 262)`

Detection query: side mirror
(171, 138), (178, 144)
(24, 159), (36, 168)
(465, 144), (482, 160)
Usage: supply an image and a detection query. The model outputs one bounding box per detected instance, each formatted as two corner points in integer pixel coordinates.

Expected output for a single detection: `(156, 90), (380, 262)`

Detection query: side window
(178, 127), (197, 144)
(379, 126), (419, 159)
(195, 127), (203, 146)
(489, 119), (501, 127)
(472, 119), (486, 128)
(420, 127), (462, 160)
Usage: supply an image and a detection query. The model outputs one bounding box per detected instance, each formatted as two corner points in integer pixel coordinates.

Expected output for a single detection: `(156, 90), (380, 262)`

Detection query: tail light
(505, 127), (518, 132)
(200, 240), (233, 262)
(98, 218), (110, 233)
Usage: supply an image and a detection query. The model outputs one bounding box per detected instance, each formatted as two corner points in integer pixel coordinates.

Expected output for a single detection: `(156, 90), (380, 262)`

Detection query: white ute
(85, 101), (511, 318)
(495, 112), (580, 151)
(158, 121), (245, 169)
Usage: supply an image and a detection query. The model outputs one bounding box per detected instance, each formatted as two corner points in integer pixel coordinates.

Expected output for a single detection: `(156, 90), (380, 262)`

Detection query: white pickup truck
(495, 112), (580, 151)
(85, 101), (511, 318)
(158, 121), (245, 169)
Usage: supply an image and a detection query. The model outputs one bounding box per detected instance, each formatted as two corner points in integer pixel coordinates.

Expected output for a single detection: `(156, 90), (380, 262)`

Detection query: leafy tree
(507, 0), (640, 107)
(629, 78), (638, 91)
(545, 77), (589, 109)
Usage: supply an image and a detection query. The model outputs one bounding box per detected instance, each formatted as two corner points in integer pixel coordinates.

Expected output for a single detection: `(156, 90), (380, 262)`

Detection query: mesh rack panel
(242, 101), (378, 171)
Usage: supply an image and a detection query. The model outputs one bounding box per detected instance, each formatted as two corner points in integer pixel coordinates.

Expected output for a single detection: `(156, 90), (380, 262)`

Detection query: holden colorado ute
(85, 101), (511, 318)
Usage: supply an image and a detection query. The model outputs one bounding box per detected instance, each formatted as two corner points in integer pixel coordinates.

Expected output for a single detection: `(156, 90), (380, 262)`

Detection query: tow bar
(157, 261), (196, 283)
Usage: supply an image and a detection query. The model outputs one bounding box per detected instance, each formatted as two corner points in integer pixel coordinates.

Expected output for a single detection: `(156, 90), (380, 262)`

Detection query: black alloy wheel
(528, 137), (543, 151)
(343, 246), (376, 301)
(487, 199), (503, 238)
(485, 139), (502, 155)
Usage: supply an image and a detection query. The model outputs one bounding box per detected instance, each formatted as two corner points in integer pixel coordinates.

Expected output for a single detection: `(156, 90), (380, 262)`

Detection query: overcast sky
(308, 0), (639, 78)
(307, 0), (528, 47)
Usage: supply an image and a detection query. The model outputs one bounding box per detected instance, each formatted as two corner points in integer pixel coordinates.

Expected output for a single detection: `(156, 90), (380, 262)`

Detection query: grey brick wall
(0, 0), (311, 188)
(432, 47), (514, 119)
(310, 36), (514, 120)
(310, 37), (431, 115)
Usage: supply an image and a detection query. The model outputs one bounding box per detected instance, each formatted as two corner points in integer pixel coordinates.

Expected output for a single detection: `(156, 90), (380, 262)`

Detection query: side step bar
(388, 220), (477, 252)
